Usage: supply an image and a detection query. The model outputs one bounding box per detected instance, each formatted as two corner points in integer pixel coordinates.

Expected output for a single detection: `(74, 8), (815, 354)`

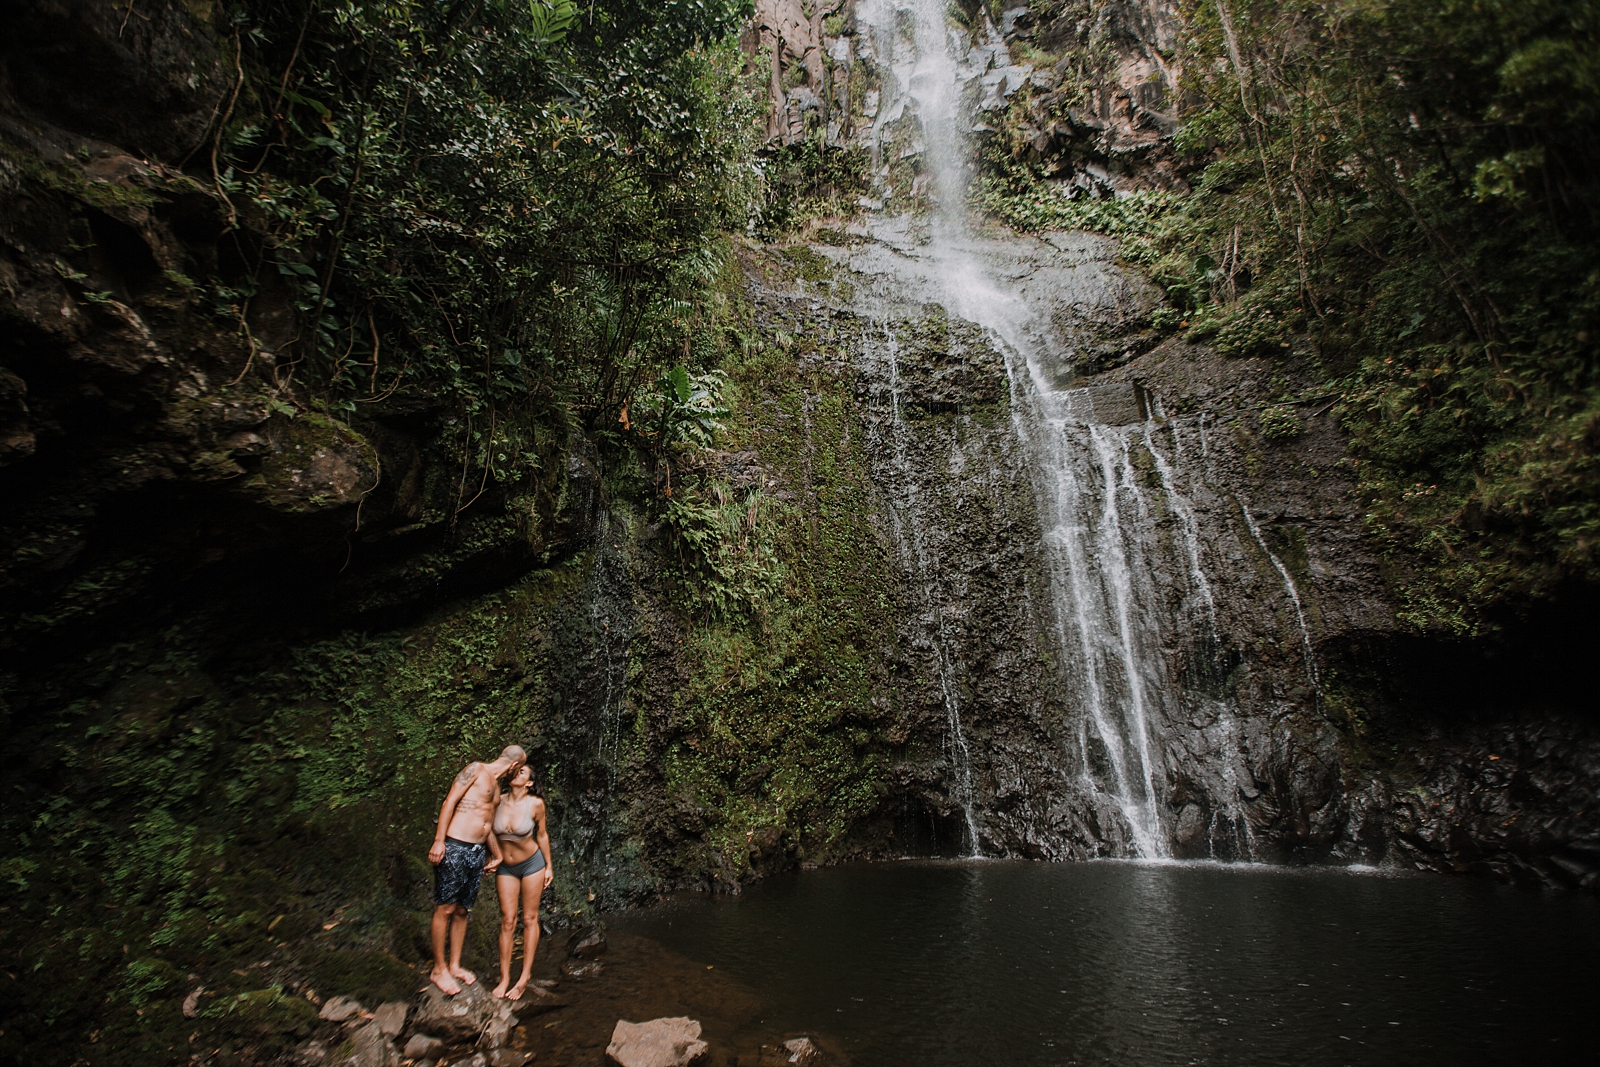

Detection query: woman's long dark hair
(500, 763), (543, 798)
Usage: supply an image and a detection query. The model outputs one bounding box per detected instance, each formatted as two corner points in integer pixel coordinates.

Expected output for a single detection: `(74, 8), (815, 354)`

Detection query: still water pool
(609, 860), (1598, 1066)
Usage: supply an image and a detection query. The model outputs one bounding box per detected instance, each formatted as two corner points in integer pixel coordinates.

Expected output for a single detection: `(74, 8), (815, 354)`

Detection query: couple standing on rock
(428, 745), (554, 1001)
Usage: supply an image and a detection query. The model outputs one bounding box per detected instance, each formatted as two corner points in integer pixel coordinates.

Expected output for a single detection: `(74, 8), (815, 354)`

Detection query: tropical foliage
(983, 0), (1600, 632)
(216, 0), (759, 487)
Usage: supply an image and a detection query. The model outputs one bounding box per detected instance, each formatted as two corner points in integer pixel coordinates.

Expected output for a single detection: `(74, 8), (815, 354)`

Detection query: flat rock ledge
(606, 1017), (708, 1067)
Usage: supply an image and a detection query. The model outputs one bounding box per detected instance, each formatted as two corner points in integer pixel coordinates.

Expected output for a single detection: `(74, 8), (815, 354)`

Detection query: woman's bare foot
(429, 968), (462, 996)
(450, 966), (476, 986)
(490, 980), (509, 999)
(506, 978), (529, 1002)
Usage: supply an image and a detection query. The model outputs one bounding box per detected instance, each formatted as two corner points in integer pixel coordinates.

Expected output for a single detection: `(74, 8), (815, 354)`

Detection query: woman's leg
(508, 874), (545, 1000)
(491, 874), (520, 999)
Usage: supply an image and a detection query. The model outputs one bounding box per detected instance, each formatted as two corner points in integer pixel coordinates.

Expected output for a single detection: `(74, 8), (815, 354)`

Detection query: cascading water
(1236, 495), (1321, 697)
(852, 1), (1199, 857)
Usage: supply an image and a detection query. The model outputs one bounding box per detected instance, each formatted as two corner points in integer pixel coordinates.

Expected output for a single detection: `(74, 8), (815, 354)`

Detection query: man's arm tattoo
(454, 763), (478, 788)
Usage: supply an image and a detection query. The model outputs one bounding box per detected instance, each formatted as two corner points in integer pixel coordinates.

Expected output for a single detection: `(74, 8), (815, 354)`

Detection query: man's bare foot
(507, 979), (529, 1002)
(429, 968), (462, 996)
(490, 980), (509, 999)
(450, 966), (476, 986)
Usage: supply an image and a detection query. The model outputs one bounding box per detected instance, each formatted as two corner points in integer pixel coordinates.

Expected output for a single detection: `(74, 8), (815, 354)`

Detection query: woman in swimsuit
(490, 763), (554, 1000)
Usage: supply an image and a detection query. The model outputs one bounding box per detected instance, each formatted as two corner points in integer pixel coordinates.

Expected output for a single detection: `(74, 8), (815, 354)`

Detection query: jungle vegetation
(982, 0), (1600, 634)
(0, 2), (764, 1065)
(2, 1), (1596, 1064)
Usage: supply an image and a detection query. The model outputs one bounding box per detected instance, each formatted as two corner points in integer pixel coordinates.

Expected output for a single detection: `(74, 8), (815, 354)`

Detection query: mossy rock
(238, 413), (380, 513)
(202, 987), (320, 1052)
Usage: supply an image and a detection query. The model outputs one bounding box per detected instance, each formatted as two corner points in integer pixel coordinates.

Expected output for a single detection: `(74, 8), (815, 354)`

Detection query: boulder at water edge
(411, 980), (498, 1043)
(753, 1036), (821, 1066)
(507, 985), (566, 1017)
(782, 1037), (821, 1064)
(606, 1017), (708, 1067)
(567, 927), (608, 959)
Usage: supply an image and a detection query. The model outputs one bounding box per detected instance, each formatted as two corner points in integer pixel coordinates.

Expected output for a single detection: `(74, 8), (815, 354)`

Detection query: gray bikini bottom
(497, 850), (547, 879)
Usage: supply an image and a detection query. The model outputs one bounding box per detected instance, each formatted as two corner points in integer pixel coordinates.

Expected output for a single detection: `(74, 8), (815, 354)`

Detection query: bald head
(500, 745), (526, 764)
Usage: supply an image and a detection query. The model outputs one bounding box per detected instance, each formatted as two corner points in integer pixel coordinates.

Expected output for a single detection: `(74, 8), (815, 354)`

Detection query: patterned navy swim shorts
(433, 836), (487, 909)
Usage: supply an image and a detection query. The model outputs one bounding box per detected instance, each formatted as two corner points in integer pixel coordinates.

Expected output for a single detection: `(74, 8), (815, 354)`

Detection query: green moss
(238, 413), (380, 513)
(780, 245), (834, 284)
(1263, 522), (1311, 581)
(640, 281), (901, 877)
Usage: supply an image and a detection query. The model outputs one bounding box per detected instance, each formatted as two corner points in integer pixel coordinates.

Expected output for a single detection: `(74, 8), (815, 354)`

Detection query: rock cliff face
(725, 0), (1598, 885)
(0, 1), (577, 661)
(723, 226), (1598, 885)
(745, 0), (1190, 198)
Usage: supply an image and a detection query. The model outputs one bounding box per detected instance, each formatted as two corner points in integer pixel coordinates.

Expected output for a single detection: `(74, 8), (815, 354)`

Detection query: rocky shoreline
(276, 928), (834, 1067)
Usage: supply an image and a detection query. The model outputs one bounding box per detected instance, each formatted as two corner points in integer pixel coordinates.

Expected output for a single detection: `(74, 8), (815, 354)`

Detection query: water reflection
(612, 861), (1599, 1066)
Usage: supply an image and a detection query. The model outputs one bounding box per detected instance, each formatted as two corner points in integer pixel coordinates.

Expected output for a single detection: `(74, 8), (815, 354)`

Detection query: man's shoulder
(453, 761), (484, 787)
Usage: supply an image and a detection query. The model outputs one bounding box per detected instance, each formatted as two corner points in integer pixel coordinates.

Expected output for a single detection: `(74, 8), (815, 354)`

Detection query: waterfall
(849, 1), (1214, 858)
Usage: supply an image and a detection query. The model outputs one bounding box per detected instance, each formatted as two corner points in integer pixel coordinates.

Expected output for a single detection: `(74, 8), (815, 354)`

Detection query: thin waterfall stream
(871, 319), (983, 852)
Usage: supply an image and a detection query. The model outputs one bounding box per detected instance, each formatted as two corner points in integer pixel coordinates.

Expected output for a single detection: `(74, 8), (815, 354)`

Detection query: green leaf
(668, 364), (692, 404)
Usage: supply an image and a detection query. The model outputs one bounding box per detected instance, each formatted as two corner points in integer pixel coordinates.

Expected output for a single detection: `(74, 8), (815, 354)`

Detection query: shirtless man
(428, 745), (525, 995)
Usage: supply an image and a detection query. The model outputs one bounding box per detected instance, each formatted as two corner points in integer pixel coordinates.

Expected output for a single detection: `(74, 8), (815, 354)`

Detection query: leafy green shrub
(753, 137), (872, 240)
(1259, 405), (1301, 441)
(665, 484), (787, 620)
(1148, 0), (1600, 630)
(974, 175), (1178, 239)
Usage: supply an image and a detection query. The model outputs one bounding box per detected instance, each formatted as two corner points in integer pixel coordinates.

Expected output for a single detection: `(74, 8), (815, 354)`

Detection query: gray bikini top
(494, 799), (535, 841)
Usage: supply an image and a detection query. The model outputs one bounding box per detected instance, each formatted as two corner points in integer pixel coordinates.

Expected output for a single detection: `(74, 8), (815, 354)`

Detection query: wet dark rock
(561, 958), (606, 979)
(606, 1017), (708, 1067)
(1, 0), (234, 160)
(741, 229), (1599, 882)
(505, 985), (565, 1017)
(567, 927), (609, 959)
(752, 1037), (823, 1065)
